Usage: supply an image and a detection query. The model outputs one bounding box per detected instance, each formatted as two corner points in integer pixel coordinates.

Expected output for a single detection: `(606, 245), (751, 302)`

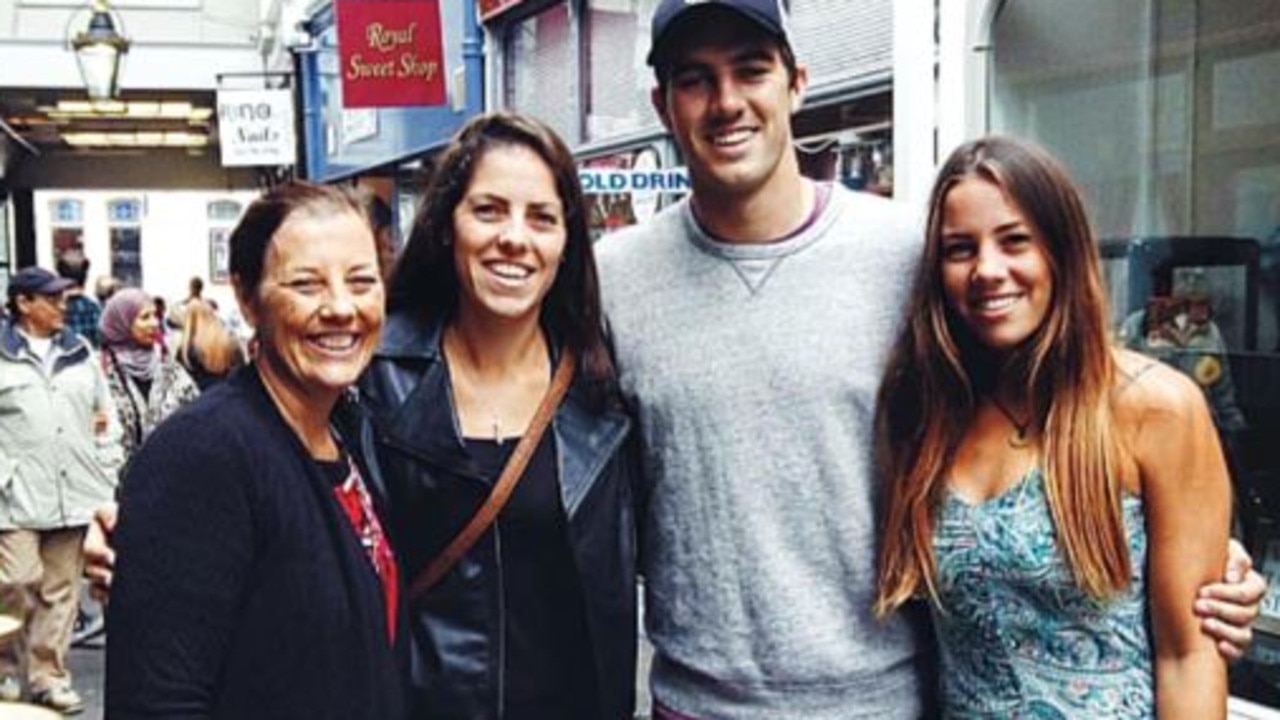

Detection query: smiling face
(940, 177), (1054, 354)
(451, 143), (566, 328)
(652, 13), (806, 203)
(129, 303), (159, 348)
(242, 208), (384, 411)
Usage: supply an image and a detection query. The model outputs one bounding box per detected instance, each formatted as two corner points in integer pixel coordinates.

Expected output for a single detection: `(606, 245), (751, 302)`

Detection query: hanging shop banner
(336, 0), (446, 108)
(216, 88), (296, 167)
(476, 0), (529, 21)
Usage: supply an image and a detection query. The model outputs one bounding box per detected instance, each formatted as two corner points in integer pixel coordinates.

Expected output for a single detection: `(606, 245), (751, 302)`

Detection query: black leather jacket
(358, 312), (637, 720)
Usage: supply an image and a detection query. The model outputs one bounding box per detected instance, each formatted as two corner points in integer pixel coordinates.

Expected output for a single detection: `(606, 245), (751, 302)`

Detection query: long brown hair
(388, 111), (617, 407)
(875, 136), (1128, 615)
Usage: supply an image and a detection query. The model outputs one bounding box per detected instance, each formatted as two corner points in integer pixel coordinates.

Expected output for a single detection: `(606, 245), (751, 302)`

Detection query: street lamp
(70, 0), (130, 101)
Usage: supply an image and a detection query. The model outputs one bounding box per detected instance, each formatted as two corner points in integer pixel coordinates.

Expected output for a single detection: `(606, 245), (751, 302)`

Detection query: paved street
(40, 630), (1280, 720)
(68, 642), (105, 720)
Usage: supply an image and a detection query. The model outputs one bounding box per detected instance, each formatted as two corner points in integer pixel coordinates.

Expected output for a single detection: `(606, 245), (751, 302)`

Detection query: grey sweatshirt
(596, 185), (930, 719)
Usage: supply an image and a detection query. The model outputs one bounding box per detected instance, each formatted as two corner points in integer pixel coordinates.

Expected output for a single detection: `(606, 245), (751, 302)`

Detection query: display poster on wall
(216, 88), (296, 167)
(336, 0), (446, 108)
(580, 150), (689, 240)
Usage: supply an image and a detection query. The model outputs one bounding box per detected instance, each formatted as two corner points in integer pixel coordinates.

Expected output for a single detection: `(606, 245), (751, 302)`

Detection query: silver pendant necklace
(490, 413), (505, 444)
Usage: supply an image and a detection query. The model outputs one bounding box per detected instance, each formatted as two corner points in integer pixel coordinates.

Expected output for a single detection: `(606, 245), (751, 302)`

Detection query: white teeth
(712, 128), (752, 146)
(488, 262), (532, 279)
(975, 296), (1019, 311)
(314, 335), (357, 350)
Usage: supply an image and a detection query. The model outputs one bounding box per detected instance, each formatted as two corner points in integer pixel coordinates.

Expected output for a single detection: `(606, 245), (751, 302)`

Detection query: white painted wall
(935, 0), (1000, 158)
(33, 188), (259, 313)
(893, 0), (1001, 193)
(891, 0), (936, 206)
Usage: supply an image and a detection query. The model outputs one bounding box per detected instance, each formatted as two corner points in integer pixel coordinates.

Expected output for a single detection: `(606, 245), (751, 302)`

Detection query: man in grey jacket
(595, 1), (1266, 717)
(0, 266), (119, 715)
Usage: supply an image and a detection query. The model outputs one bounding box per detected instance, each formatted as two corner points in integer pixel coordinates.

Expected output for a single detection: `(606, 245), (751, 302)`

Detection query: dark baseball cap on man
(7, 267), (74, 299)
(646, 0), (792, 66)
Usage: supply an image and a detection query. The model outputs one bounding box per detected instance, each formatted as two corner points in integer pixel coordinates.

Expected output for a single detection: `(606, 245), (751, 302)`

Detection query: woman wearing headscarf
(99, 288), (200, 462)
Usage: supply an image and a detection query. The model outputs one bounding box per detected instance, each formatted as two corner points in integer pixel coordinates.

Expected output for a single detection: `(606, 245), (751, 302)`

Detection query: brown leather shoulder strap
(408, 350), (576, 602)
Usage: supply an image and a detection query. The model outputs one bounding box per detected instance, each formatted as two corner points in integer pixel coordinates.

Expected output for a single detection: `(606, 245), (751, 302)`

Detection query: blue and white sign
(579, 168), (690, 194)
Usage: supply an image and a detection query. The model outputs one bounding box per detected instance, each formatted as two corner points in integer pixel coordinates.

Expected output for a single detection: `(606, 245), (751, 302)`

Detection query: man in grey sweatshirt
(594, 1), (1265, 718)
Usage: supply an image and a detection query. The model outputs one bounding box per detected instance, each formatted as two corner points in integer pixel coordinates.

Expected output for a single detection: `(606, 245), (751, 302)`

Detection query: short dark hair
(56, 255), (90, 287)
(389, 111), (617, 404)
(229, 182), (371, 306)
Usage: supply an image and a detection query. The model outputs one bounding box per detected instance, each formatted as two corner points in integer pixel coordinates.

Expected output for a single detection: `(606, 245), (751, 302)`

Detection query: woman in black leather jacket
(359, 112), (637, 720)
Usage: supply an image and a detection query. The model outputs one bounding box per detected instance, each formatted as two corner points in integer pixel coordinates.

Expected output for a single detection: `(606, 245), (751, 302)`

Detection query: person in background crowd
(0, 266), (120, 715)
(367, 194), (400, 285)
(594, 1), (1265, 718)
(184, 276), (204, 307)
(165, 276), (208, 346)
(360, 111), (637, 720)
(149, 297), (169, 359)
(105, 182), (407, 719)
(174, 299), (246, 391)
(172, 272), (204, 320)
(93, 276), (120, 306)
(875, 136), (1230, 717)
(99, 288), (201, 463)
(56, 251), (101, 348)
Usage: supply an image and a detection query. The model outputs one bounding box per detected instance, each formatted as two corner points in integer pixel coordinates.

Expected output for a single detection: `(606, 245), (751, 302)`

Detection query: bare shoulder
(1111, 348), (1207, 426)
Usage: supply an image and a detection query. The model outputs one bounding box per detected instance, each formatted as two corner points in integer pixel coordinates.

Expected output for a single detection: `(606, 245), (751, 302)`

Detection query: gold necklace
(990, 397), (1032, 449)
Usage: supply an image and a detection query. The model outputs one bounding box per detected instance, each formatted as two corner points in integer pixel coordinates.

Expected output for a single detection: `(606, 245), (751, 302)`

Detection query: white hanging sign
(216, 89), (296, 168)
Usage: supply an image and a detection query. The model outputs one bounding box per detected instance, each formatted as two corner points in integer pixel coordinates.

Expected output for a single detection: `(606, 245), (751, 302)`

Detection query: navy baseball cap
(646, 0), (792, 66)
(7, 266), (74, 299)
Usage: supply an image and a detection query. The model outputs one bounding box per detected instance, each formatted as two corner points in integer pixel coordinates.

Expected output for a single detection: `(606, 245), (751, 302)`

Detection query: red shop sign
(476, 0), (529, 22)
(336, 0), (446, 108)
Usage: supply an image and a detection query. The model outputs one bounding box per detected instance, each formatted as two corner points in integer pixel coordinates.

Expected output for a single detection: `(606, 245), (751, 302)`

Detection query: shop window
(581, 144), (683, 239)
(585, 0), (664, 141)
(206, 201), (241, 285)
(0, 200), (9, 298)
(506, 3), (577, 144)
(51, 198), (83, 225)
(107, 198), (143, 288)
(207, 200), (242, 223)
(989, 0), (1280, 701)
(49, 199), (85, 268)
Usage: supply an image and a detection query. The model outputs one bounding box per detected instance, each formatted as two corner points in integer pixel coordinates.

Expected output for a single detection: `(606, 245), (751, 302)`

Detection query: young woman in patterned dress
(875, 136), (1231, 718)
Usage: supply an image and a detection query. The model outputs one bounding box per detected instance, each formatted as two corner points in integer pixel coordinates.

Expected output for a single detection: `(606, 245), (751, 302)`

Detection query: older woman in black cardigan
(105, 182), (407, 719)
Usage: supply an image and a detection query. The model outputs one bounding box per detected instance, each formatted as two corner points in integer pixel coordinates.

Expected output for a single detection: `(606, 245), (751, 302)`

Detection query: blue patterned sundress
(932, 468), (1153, 718)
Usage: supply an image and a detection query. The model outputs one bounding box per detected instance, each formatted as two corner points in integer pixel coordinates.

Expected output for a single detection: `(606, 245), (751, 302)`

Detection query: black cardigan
(106, 367), (408, 720)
